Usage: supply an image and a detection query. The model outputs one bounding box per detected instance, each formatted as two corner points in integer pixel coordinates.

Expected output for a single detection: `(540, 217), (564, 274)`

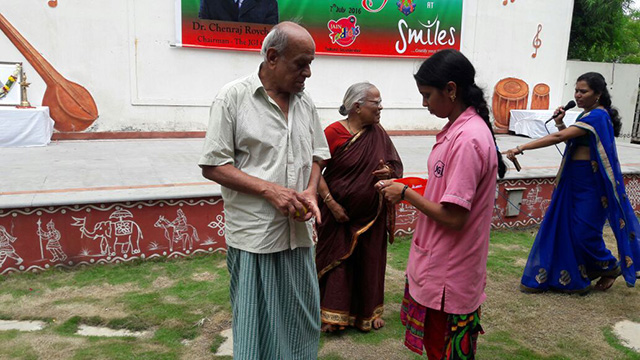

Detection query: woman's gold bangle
(323, 193), (333, 203)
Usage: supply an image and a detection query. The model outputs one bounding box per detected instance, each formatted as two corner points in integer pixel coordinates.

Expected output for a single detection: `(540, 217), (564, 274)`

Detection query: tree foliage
(568, 0), (640, 64)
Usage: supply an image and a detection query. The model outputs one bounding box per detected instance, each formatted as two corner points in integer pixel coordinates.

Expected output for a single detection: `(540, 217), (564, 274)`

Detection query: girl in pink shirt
(377, 49), (506, 359)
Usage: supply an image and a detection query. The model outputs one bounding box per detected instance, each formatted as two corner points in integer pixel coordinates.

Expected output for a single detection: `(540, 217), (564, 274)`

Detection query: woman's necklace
(345, 119), (355, 135)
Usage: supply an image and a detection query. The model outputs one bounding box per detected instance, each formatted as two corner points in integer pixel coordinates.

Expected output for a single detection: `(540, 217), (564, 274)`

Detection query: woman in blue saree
(504, 72), (640, 294)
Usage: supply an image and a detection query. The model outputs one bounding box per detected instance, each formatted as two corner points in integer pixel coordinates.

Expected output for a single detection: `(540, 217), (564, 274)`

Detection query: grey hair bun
(340, 82), (374, 117)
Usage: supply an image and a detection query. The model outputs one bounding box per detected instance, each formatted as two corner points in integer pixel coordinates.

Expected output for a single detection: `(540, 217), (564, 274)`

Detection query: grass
(0, 228), (639, 359)
(0, 253), (229, 359)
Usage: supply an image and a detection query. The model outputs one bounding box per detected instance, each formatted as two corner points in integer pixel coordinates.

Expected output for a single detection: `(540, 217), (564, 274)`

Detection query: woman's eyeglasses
(364, 99), (382, 106)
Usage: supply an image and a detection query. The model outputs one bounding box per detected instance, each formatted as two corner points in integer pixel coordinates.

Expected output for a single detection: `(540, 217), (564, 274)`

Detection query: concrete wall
(563, 60), (640, 139)
(0, 0), (573, 132)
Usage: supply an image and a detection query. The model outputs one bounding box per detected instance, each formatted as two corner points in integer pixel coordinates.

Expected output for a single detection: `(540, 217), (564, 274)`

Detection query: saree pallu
(316, 123), (403, 331)
(521, 109), (640, 292)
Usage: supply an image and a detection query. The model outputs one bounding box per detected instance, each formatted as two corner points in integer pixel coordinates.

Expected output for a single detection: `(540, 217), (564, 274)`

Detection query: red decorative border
(2, 174), (638, 274)
(0, 198), (227, 275)
(394, 174), (640, 234)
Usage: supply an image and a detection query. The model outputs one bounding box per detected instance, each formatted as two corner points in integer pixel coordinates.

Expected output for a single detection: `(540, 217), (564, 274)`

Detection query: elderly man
(198, 22), (329, 359)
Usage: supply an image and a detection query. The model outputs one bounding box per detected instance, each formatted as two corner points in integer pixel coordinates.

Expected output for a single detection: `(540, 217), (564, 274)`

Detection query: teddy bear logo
(397, 0), (417, 16)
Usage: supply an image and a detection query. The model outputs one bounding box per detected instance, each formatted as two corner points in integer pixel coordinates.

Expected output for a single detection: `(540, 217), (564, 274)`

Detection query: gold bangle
(323, 193), (333, 203)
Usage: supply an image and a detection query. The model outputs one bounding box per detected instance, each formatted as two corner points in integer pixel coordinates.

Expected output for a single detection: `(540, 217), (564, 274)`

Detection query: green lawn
(0, 228), (638, 359)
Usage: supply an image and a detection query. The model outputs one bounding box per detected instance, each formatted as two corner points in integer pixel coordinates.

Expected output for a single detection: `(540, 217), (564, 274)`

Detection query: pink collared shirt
(407, 107), (497, 314)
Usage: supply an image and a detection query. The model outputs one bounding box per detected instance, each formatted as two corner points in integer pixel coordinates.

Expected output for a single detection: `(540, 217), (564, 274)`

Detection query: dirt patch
(152, 276), (176, 289)
(191, 272), (217, 282)
(514, 258), (528, 267)
(385, 265), (405, 297)
(492, 243), (525, 251)
(162, 295), (182, 304)
(180, 310), (232, 360)
(1, 283), (139, 320)
(0, 333), (86, 360)
(319, 331), (410, 360)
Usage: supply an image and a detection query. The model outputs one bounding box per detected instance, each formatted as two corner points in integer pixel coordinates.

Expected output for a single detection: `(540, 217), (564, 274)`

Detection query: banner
(178, 0), (463, 58)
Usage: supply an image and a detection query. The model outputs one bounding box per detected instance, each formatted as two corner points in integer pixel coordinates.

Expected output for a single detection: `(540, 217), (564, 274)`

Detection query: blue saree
(521, 108), (640, 292)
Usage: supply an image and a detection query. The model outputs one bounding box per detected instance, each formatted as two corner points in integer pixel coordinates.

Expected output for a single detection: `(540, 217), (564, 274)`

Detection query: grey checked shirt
(199, 71), (330, 253)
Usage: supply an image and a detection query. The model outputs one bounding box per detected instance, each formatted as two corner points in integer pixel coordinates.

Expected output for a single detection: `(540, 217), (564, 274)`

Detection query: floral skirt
(400, 280), (483, 359)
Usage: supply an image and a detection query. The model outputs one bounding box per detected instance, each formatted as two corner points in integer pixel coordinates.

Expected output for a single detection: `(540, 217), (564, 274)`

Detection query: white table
(0, 106), (54, 147)
(509, 109), (581, 138)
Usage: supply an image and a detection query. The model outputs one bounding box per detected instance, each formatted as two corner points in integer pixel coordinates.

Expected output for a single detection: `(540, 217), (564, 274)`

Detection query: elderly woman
(505, 72), (640, 294)
(316, 82), (403, 333)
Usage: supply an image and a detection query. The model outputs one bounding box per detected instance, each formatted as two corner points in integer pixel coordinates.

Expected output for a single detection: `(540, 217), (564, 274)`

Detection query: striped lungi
(227, 246), (321, 360)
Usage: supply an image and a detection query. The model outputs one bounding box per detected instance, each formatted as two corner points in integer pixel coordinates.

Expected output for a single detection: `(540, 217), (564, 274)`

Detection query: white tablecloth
(509, 109), (581, 138)
(0, 107), (54, 147)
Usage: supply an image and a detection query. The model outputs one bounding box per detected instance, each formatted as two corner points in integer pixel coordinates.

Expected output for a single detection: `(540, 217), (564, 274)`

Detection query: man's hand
(262, 183), (309, 219)
(297, 188), (322, 224)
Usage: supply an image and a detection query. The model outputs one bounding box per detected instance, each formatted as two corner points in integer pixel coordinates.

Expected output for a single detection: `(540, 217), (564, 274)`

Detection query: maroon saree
(316, 122), (403, 331)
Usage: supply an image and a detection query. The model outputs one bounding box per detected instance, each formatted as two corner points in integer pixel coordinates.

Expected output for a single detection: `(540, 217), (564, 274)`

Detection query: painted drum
(492, 77), (529, 133)
(531, 83), (550, 110)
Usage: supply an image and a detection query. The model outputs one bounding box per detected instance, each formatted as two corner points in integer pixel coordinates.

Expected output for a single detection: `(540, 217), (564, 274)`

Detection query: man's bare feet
(372, 318), (385, 330)
(594, 276), (617, 291)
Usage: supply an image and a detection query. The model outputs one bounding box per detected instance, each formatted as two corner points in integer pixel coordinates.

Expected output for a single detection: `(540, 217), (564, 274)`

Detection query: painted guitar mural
(0, 13), (98, 131)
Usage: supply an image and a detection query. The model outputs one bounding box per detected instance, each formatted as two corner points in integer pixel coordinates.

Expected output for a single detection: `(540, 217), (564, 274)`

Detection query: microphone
(545, 100), (576, 124)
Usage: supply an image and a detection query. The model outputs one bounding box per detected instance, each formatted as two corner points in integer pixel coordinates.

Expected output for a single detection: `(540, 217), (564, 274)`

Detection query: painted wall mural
(492, 78), (552, 132)
(0, 14), (98, 132)
(531, 23), (542, 58)
(0, 225), (23, 268)
(492, 77), (529, 133)
(36, 219), (68, 262)
(0, 198), (225, 275)
(627, 177), (640, 209)
(2, 175), (639, 275)
(531, 83), (550, 110)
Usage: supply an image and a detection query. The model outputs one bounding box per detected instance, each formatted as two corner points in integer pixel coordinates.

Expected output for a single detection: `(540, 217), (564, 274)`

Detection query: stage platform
(1, 135), (639, 274)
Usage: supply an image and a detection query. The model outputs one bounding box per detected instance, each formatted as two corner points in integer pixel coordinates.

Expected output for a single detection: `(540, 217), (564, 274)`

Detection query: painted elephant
(72, 217), (143, 256)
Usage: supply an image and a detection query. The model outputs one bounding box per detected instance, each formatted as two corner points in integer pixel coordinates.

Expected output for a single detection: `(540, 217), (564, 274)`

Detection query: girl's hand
(375, 179), (405, 205)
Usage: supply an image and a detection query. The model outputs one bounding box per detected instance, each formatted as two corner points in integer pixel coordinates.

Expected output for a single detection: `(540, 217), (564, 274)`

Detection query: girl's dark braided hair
(414, 49), (506, 178)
